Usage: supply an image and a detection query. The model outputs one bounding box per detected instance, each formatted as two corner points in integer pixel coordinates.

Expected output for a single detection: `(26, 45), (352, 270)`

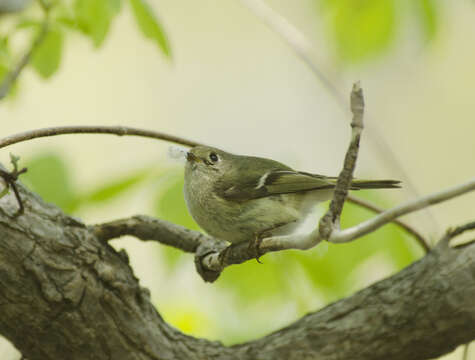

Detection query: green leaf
(21, 152), (77, 213)
(324, 0), (396, 63)
(129, 0), (171, 57)
(74, 0), (119, 47)
(31, 27), (64, 78)
(83, 169), (149, 203)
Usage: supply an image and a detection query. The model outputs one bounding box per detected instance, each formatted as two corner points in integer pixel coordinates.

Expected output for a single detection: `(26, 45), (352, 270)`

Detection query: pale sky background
(1, 0), (475, 358)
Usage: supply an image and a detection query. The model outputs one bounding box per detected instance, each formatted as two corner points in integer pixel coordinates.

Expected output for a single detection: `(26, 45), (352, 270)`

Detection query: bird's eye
(209, 152), (219, 163)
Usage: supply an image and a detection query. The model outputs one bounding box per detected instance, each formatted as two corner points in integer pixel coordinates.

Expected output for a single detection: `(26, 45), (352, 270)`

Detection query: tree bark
(0, 181), (474, 360)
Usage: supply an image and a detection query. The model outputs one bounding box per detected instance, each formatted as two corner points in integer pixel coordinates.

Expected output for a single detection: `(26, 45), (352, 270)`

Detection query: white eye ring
(209, 152), (219, 163)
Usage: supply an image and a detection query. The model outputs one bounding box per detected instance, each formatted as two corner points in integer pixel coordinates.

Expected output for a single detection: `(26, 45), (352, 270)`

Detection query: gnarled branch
(0, 176), (474, 360)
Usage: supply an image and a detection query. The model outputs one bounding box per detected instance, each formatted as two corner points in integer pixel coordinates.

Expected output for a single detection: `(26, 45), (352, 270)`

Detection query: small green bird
(184, 146), (399, 245)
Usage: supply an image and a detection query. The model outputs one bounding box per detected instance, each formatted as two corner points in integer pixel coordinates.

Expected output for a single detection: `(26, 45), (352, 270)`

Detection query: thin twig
(0, 1), (50, 100)
(0, 125), (203, 149)
(441, 221), (475, 245)
(0, 154), (28, 216)
(319, 81), (363, 239)
(331, 179), (475, 244)
(347, 195), (429, 252)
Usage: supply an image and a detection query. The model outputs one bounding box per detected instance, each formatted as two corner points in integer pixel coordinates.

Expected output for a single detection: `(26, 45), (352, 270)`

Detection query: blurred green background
(1, 0), (475, 359)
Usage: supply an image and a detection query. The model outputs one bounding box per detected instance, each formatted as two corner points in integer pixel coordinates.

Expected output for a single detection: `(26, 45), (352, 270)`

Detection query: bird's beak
(186, 152), (198, 162)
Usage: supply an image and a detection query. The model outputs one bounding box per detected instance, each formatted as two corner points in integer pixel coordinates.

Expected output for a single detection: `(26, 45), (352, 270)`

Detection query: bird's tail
(349, 179), (401, 190)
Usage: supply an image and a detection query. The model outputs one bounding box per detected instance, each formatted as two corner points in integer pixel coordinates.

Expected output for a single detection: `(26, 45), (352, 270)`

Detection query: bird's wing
(216, 170), (336, 201)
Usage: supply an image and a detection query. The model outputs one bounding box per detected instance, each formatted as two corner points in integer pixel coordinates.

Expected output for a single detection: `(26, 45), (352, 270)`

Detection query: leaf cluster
(0, 0), (170, 92)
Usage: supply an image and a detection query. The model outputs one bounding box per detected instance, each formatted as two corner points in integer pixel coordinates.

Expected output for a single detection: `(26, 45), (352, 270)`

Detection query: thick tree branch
(90, 215), (207, 254)
(1, 178), (474, 360)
